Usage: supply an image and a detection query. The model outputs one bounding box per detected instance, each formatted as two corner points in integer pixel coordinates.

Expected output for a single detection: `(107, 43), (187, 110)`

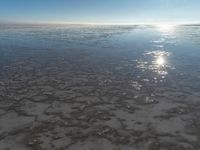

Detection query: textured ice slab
(0, 24), (200, 150)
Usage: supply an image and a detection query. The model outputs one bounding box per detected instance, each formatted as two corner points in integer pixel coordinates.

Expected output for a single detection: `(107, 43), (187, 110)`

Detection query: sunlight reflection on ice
(137, 50), (171, 77)
(156, 57), (165, 66)
(156, 24), (176, 33)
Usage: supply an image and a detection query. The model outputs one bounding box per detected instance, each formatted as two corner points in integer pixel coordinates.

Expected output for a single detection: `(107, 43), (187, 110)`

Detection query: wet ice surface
(0, 24), (200, 150)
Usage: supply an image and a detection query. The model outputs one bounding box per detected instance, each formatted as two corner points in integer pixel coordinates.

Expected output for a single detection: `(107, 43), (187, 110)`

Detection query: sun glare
(156, 24), (175, 32)
(156, 57), (165, 66)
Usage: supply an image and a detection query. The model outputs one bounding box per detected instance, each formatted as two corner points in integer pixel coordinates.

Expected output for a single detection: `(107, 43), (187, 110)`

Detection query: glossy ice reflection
(147, 50), (170, 75)
(156, 57), (165, 66)
(156, 24), (176, 33)
(132, 25), (176, 85)
(136, 50), (171, 81)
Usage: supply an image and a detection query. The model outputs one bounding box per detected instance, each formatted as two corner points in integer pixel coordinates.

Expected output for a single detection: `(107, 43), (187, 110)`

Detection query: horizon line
(0, 21), (200, 26)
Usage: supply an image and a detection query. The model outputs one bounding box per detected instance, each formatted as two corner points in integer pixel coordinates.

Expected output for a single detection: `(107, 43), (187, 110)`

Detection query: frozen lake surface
(0, 24), (200, 150)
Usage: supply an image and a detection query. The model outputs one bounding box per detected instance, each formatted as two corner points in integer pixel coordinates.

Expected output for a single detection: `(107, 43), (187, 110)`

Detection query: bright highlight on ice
(156, 57), (165, 66)
(156, 24), (175, 32)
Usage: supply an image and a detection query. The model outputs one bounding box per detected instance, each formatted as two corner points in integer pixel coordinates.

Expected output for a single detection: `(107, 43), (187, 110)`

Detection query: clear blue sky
(0, 0), (199, 24)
